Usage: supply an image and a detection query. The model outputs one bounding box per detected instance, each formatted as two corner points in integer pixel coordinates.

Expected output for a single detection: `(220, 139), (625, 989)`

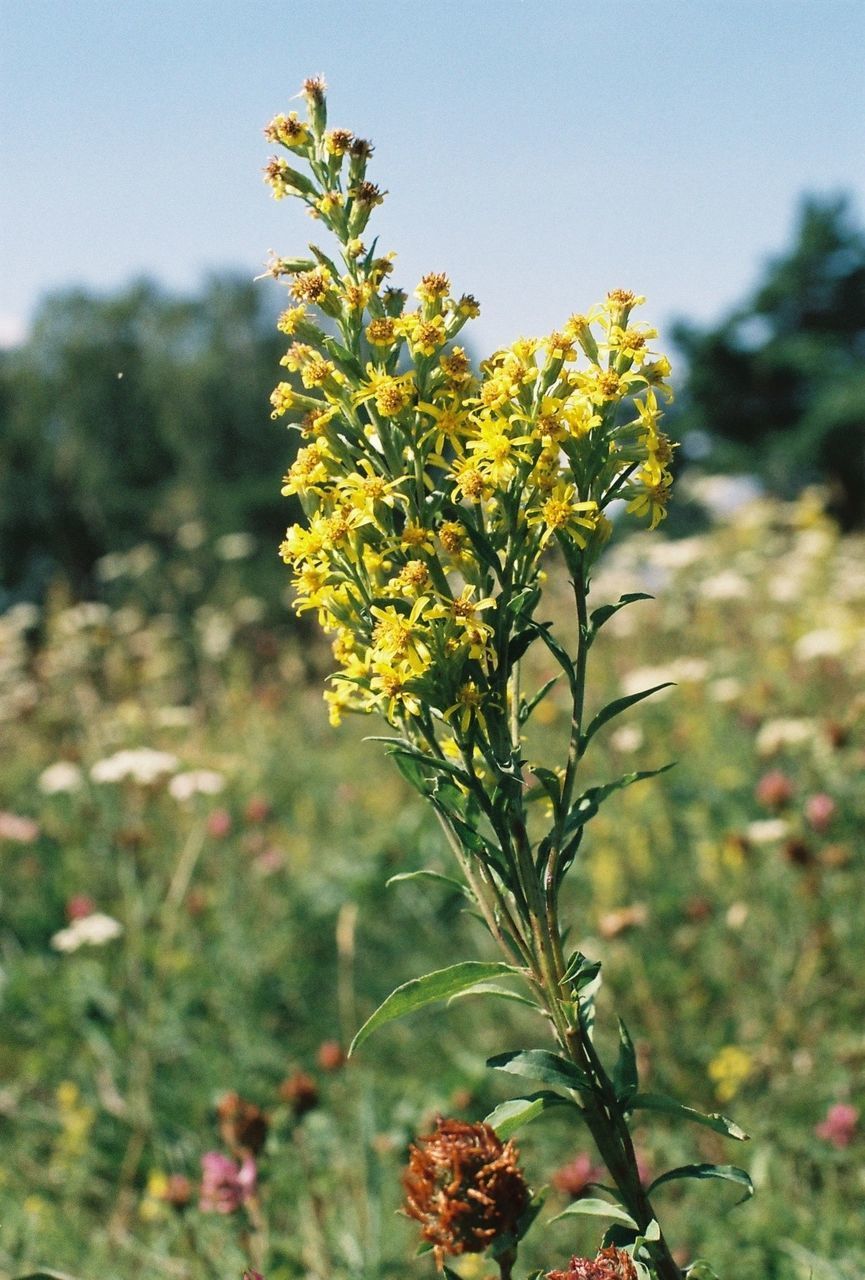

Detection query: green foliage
(0, 277), (290, 602)
(672, 195), (865, 527)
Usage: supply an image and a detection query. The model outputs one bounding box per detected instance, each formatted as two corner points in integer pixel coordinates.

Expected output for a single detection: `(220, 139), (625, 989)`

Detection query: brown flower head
(279, 1070), (319, 1117)
(403, 1118), (529, 1264)
(217, 1091), (269, 1156)
(547, 1246), (637, 1280)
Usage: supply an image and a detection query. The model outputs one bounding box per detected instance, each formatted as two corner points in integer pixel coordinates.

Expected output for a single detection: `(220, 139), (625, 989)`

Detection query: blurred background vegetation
(1, 195), (864, 1280)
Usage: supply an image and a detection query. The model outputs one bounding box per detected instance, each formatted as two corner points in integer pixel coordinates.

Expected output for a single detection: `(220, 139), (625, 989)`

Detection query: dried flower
(278, 1070), (319, 1116)
(547, 1246), (637, 1280)
(217, 1091), (269, 1156)
(199, 1151), (257, 1214)
(403, 1118), (529, 1263)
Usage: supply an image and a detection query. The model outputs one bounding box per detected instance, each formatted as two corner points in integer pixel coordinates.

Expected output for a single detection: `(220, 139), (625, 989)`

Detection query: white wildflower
(90, 748), (179, 785)
(169, 770), (226, 802)
(38, 762), (84, 795)
(745, 818), (790, 843)
(755, 718), (814, 756)
(609, 725), (644, 753)
(51, 913), (123, 953)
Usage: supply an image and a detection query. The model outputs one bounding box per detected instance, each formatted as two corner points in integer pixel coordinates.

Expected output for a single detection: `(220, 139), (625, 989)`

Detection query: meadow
(2, 486), (863, 1280)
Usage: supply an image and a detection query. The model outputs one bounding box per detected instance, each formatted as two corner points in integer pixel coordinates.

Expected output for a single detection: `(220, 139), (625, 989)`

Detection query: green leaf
(588, 593), (654, 644)
(447, 983), (539, 1011)
(487, 1049), (593, 1092)
(386, 870), (470, 899)
(630, 1093), (750, 1141)
(581, 684), (675, 750)
(531, 766), (562, 815)
(648, 1162), (754, 1205)
(484, 1091), (577, 1139)
(519, 675), (559, 724)
(613, 1018), (639, 1103)
(14, 1273), (84, 1280)
(684, 1261), (721, 1279)
(349, 962), (521, 1055)
(549, 1198), (638, 1229)
(563, 765), (676, 839)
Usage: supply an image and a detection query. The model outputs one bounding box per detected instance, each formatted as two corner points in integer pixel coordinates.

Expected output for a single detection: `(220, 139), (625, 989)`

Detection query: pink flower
(199, 1151), (257, 1213)
(66, 894), (96, 921)
(805, 793), (836, 833)
(755, 770), (795, 810)
(815, 1103), (858, 1149)
(551, 1152), (606, 1199)
(206, 808), (232, 839)
(0, 811), (40, 843)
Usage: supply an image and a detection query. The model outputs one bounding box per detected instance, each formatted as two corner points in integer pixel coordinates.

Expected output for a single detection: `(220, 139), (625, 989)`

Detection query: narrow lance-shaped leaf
(549, 1198), (638, 1228)
(629, 1093), (750, 1141)
(349, 962), (522, 1055)
(562, 764), (676, 840)
(613, 1018), (639, 1103)
(581, 684), (675, 752)
(487, 1048), (593, 1092)
(647, 1162), (754, 1206)
(386, 870), (471, 899)
(587, 593), (654, 646)
(484, 1091), (579, 1140)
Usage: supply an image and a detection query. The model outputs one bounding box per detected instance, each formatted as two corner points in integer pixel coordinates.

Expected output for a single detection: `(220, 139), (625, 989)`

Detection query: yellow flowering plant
(263, 77), (750, 1280)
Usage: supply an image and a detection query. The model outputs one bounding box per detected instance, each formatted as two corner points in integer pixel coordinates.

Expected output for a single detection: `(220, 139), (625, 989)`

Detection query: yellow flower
(467, 415), (534, 487)
(418, 397), (472, 455)
(444, 680), (488, 734)
(527, 483), (599, 549)
(370, 597), (431, 665)
(415, 272), (451, 304)
(337, 460), (407, 518)
(708, 1045), (752, 1103)
(270, 382), (297, 419)
(355, 365), (416, 417)
(370, 660), (424, 720)
(264, 111), (311, 150)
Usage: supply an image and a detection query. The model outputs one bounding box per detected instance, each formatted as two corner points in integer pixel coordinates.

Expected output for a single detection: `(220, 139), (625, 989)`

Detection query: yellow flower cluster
(264, 81), (676, 742)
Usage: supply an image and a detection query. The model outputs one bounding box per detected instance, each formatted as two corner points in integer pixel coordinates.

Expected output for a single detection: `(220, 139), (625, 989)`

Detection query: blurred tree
(672, 195), (865, 527)
(0, 276), (295, 601)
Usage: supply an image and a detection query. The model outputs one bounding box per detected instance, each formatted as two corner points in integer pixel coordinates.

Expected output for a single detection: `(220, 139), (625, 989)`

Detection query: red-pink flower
(66, 894), (96, 921)
(206, 808), (232, 839)
(199, 1151), (257, 1213)
(755, 770), (794, 810)
(805, 793), (836, 833)
(551, 1152), (605, 1199)
(815, 1103), (858, 1149)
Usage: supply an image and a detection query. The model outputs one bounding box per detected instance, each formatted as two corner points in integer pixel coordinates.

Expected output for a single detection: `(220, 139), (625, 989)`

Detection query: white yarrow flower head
(90, 748), (180, 786)
(169, 770), (226, 802)
(51, 913), (124, 953)
(39, 761), (84, 795)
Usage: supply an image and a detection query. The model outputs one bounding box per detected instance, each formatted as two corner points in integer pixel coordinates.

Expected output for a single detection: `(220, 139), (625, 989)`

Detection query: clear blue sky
(2, 0), (863, 353)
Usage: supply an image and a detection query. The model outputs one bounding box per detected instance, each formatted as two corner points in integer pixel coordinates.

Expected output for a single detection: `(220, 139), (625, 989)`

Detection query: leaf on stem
(612, 1018), (639, 1103)
(562, 765), (676, 840)
(484, 1090), (578, 1139)
(448, 983), (541, 1011)
(386, 870), (471, 899)
(519, 675), (559, 724)
(647, 1162), (754, 1205)
(349, 962), (522, 1055)
(549, 1197), (638, 1228)
(580, 685), (675, 752)
(587, 593), (654, 646)
(629, 1092), (750, 1141)
(487, 1049), (593, 1092)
